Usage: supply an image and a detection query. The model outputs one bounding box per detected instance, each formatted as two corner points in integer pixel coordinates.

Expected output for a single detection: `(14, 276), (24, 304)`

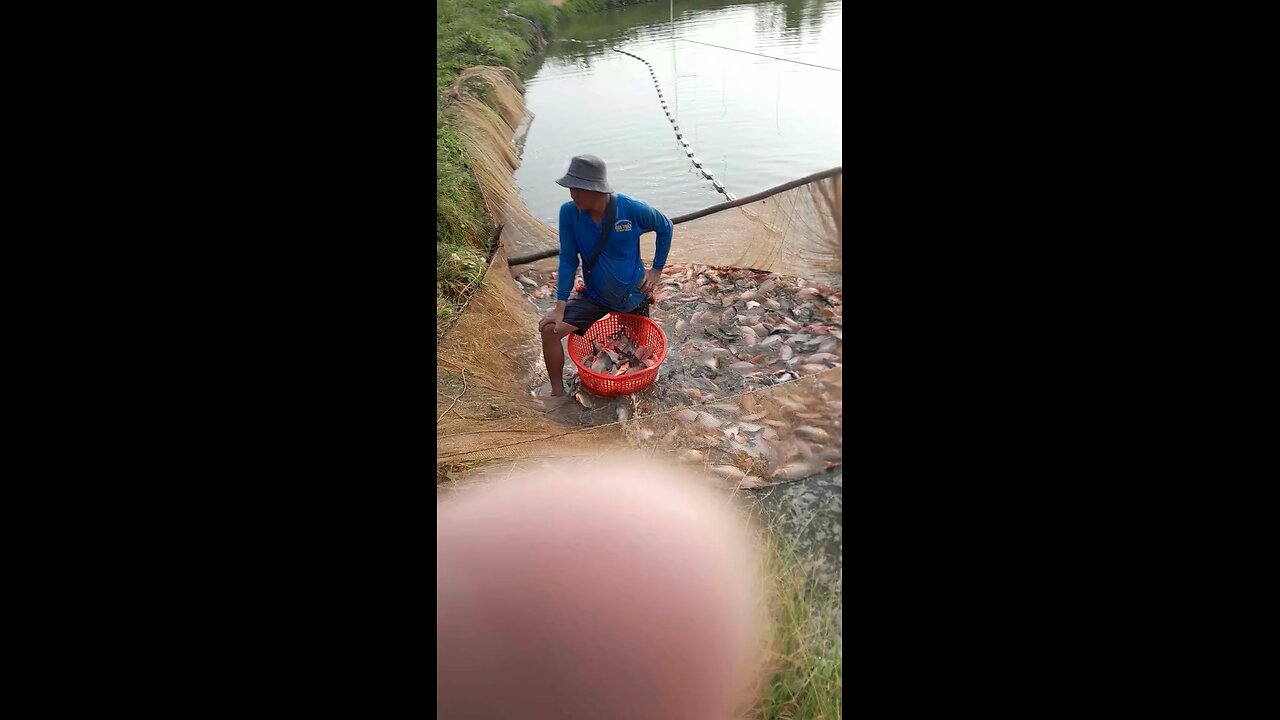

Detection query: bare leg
(540, 323), (578, 396)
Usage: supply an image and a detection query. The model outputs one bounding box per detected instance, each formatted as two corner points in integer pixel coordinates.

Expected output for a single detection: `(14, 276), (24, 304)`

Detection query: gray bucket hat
(555, 154), (613, 193)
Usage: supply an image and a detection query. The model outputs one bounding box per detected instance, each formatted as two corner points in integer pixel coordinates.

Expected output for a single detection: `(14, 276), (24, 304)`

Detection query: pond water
(514, 0), (843, 226)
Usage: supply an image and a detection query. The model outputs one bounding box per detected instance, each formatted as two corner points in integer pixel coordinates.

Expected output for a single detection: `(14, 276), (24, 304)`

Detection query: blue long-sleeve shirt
(556, 193), (673, 311)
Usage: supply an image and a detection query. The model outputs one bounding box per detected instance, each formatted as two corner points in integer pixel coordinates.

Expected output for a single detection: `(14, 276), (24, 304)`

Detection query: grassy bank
(436, 0), (655, 335)
(760, 529), (843, 718)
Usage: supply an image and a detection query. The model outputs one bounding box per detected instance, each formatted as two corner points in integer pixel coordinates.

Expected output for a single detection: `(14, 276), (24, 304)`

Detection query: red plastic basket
(568, 313), (668, 398)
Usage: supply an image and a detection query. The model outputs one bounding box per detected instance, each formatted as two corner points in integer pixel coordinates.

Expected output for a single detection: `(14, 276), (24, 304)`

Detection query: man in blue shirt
(539, 154), (673, 398)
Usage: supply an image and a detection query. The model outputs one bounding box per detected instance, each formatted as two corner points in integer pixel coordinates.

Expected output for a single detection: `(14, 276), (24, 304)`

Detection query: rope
(507, 166), (842, 267)
(437, 366), (468, 424)
(611, 48), (735, 202)
(666, 166), (842, 224)
(677, 38), (842, 72)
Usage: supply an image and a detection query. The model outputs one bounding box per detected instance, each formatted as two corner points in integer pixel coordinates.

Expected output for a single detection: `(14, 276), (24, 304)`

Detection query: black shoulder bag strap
(581, 194), (617, 288)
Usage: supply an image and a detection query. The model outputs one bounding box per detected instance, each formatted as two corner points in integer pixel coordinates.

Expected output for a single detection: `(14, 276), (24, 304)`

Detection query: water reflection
(514, 0), (841, 224)
(540, 0), (833, 63)
(782, 0), (824, 35)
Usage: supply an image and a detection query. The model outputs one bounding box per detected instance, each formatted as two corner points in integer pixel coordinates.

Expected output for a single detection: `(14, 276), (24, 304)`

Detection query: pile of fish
(580, 326), (659, 377)
(514, 263), (842, 486)
(626, 367), (843, 489)
(517, 264), (841, 405)
(644, 264), (842, 412)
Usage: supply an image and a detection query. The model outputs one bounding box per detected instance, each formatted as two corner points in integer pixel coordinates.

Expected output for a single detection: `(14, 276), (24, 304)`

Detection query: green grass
(436, 0), (543, 336)
(755, 512), (843, 720)
(436, 0), (656, 336)
(436, 237), (490, 334)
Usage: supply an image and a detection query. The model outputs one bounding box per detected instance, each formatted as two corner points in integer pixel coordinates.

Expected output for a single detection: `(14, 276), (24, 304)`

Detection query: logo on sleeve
(614, 219), (633, 232)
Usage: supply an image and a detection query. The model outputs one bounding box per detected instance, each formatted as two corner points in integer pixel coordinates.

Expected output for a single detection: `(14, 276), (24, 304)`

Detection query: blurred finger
(437, 460), (765, 720)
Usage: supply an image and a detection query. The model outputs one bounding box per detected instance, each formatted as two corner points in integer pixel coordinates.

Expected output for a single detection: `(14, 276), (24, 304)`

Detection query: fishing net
(442, 67), (560, 262)
(437, 66), (841, 492)
(666, 174), (842, 283)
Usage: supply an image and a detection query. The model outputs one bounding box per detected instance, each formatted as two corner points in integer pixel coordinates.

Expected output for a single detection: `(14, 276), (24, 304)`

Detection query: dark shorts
(562, 293), (650, 336)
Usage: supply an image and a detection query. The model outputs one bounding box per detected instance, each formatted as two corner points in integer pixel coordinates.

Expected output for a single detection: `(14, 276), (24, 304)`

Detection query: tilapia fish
(677, 448), (705, 463)
(710, 464), (747, 481)
(581, 326), (658, 376)
(525, 265), (840, 455)
(773, 459), (821, 480)
(795, 426), (830, 442)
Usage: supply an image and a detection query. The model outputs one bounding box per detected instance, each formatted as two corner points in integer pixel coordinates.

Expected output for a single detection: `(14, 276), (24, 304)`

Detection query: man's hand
(540, 306), (572, 336)
(639, 268), (662, 294)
